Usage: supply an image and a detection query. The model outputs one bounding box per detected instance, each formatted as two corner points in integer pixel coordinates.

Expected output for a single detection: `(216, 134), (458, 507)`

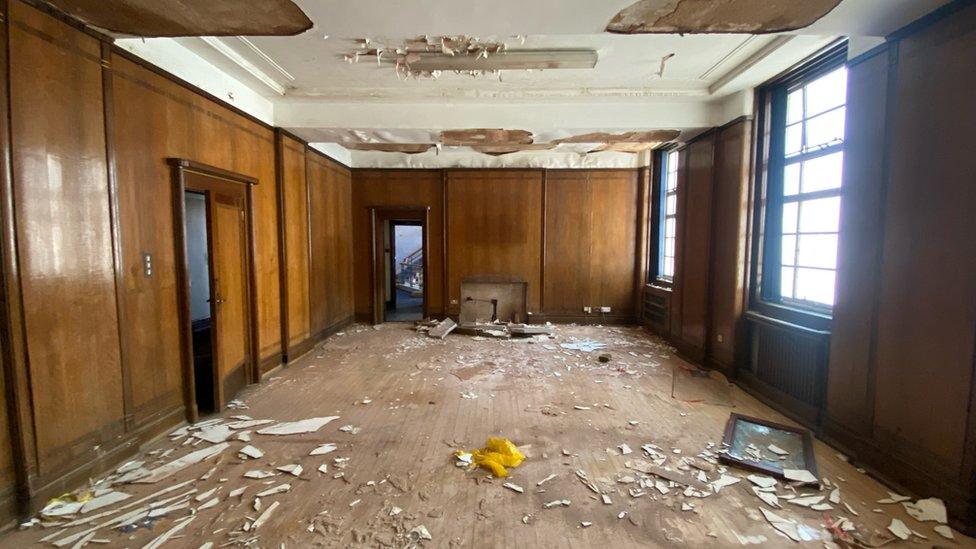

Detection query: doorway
(387, 221), (424, 321)
(369, 207), (429, 324)
(172, 159), (258, 422)
(184, 191), (216, 414)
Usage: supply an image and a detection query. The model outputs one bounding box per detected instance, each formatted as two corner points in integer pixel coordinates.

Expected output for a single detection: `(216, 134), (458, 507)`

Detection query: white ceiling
(117, 0), (950, 168)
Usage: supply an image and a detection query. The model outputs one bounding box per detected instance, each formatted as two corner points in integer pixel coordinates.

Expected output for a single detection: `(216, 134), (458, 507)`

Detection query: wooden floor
(7, 324), (973, 548)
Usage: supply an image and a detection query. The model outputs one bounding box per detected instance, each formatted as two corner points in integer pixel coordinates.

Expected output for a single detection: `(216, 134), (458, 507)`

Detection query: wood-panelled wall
(825, 3), (976, 529)
(0, 0), (354, 524)
(351, 169), (644, 323)
(648, 119), (752, 372)
(544, 170), (640, 320)
(275, 131), (354, 362)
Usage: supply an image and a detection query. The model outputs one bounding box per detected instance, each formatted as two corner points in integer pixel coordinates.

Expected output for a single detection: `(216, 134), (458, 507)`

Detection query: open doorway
(387, 221), (424, 321)
(172, 159), (258, 422)
(369, 207), (429, 324)
(184, 191), (216, 414)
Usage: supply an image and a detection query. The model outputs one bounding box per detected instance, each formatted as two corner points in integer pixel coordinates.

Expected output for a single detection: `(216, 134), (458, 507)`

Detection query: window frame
(649, 145), (681, 287)
(749, 41), (847, 329)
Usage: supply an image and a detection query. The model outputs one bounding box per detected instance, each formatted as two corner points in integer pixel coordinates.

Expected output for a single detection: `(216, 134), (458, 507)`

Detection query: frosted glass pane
(782, 202), (798, 234)
(801, 152), (844, 193)
(666, 194), (677, 215)
(780, 267), (795, 299)
(663, 257), (675, 278)
(664, 237), (675, 258)
(782, 234), (797, 265)
(795, 267), (835, 306)
(805, 67), (847, 117)
(787, 89), (804, 125)
(798, 234), (838, 269)
(805, 107), (846, 150)
(798, 197), (840, 233)
(784, 163), (800, 196)
(785, 123), (802, 156)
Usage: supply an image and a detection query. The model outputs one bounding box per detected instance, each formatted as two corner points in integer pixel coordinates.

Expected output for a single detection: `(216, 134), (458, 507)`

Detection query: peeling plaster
(45, 0), (312, 37)
(440, 128), (535, 146)
(607, 0), (842, 34)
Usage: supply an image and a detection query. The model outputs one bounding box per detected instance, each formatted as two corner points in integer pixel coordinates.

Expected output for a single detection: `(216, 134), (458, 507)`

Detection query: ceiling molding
(236, 37), (296, 82)
(698, 35), (759, 80)
(708, 35), (793, 95)
(198, 37), (288, 96)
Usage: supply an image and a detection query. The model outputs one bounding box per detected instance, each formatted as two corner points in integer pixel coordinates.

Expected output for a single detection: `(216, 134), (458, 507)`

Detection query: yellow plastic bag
(456, 437), (525, 478)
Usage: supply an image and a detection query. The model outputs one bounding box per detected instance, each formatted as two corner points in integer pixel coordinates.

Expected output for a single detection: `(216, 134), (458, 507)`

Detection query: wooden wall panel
(676, 136), (716, 360)
(351, 170), (444, 318)
(308, 152), (354, 333)
(826, 50), (890, 434)
(280, 136), (309, 347)
(112, 53), (280, 401)
(708, 120), (751, 371)
(9, 1), (124, 474)
(871, 9), (976, 471)
(544, 170), (638, 319)
(446, 170), (543, 316)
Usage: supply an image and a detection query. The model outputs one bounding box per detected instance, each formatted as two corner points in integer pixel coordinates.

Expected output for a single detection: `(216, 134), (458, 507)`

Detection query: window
(754, 44), (847, 316)
(658, 149), (680, 280)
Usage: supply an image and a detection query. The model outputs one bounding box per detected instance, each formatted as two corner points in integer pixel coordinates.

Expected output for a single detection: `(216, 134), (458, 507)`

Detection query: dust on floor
(6, 324), (972, 548)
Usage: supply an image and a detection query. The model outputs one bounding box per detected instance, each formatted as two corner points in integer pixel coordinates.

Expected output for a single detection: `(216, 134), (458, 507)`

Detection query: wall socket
(582, 306), (592, 313)
(599, 306), (611, 313)
(717, 334), (724, 343)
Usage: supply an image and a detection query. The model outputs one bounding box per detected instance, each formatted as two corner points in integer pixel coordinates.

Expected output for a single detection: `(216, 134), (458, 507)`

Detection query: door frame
(170, 159), (260, 423)
(367, 206), (429, 324)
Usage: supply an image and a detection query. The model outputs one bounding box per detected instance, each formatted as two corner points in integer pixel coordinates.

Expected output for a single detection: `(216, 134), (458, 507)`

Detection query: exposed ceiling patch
(606, 0), (843, 34)
(344, 143), (435, 154)
(440, 129), (535, 146)
(471, 144), (557, 156)
(554, 130), (680, 145)
(42, 0), (313, 37)
(344, 35), (597, 79)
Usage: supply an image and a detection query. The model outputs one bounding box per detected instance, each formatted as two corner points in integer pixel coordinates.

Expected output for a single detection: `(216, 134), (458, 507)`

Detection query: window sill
(748, 299), (832, 332)
(646, 281), (673, 293)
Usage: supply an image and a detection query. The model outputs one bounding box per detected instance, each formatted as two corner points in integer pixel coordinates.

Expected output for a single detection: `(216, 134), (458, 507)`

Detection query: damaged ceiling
(43, 0), (312, 37)
(110, 0), (951, 168)
(606, 0), (844, 35)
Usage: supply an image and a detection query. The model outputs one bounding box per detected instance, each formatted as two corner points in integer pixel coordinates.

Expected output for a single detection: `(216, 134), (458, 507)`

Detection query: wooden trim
(169, 166), (197, 423)
(259, 352), (282, 374)
(441, 171), (449, 316)
(634, 166), (649, 319)
(168, 158), (259, 185)
(539, 169), (547, 312)
(243, 184), (260, 384)
(0, 0), (36, 519)
(99, 42), (133, 431)
(273, 130), (289, 361)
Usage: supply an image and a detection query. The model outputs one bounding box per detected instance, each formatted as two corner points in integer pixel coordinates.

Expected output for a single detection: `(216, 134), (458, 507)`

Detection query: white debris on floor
(12, 323), (966, 548)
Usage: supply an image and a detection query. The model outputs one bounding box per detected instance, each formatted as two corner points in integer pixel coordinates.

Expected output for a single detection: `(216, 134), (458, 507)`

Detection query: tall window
(659, 149), (680, 280)
(756, 45), (847, 315)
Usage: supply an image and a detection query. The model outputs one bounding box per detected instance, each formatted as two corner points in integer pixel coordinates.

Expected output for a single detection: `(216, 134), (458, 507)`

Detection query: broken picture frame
(719, 413), (818, 483)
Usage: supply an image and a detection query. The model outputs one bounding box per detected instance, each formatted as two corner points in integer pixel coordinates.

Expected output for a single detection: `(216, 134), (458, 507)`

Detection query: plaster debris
(244, 470), (275, 479)
(536, 474), (557, 486)
(934, 525), (955, 539)
(255, 484), (291, 497)
(783, 469), (818, 485)
(257, 416), (339, 435)
(310, 443), (338, 456)
(503, 482), (524, 494)
(544, 499), (571, 509)
(887, 518), (912, 540)
(409, 525), (432, 541)
(238, 445), (264, 459)
(877, 491), (911, 504)
(251, 501), (280, 529)
(277, 464), (303, 477)
(135, 443), (229, 483)
(902, 497), (947, 523)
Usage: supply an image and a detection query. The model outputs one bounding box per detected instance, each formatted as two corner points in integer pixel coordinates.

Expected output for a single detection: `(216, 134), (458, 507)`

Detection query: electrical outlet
(582, 306), (592, 313)
(717, 334), (724, 343)
(451, 299), (459, 305)
(142, 252), (153, 277)
(599, 306), (611, 313)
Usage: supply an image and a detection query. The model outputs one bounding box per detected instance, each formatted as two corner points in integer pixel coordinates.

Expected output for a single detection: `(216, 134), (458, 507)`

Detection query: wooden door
(210, 193), (250, 407)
